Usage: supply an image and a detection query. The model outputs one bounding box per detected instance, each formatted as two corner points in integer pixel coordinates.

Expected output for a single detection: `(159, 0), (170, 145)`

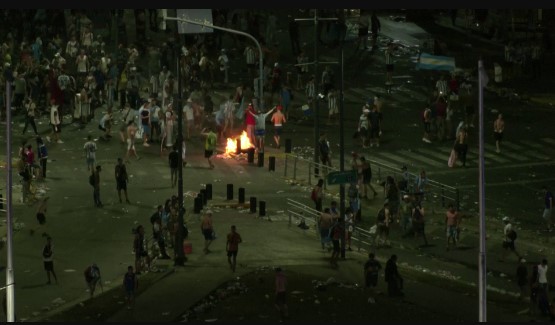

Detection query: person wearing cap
(270, 104), (286, 148)
(200, 210), (215, 254)
(500, 216), (522, 262)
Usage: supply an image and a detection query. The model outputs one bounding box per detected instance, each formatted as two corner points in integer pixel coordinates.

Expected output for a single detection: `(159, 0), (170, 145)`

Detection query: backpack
(508, 230), (517, 241)
(89, 173), (95, 186)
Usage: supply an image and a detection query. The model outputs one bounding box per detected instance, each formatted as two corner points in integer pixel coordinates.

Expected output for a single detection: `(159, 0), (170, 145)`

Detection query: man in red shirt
(245, 103), (256, 145)
(226, 225), (242, 272)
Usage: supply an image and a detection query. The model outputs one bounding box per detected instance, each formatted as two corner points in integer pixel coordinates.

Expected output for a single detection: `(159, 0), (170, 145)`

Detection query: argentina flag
(416, 52), (456, 71)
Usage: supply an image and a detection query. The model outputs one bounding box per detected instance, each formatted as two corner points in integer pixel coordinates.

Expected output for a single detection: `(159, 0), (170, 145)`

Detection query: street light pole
(163, 15), (264, 110)
(5, 82), (15, 322)
(295, 10), (337, 172)
(338, 42), (346, 259)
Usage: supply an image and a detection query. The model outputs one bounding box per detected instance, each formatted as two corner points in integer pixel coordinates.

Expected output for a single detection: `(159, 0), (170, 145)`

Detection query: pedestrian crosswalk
(364, 137), (555, 171)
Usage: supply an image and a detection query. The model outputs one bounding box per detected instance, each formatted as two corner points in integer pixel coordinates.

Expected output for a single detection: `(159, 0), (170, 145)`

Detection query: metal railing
(283, 153), (460, 213)
(286, 198), (376, 253)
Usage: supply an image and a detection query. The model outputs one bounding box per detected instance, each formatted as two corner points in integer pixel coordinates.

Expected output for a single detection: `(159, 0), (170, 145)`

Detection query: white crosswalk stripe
(365, 137), (555, 171)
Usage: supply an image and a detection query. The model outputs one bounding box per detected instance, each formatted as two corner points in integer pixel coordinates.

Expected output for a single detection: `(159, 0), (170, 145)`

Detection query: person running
(493, 113), (505, 153)
(364, 253), (382, 304)
(201, 126), (218, 169)
(270, 105), (286, 149)
(274, 267), (288, 321)
(115, 158), (130, 204)
(226, 225), (242, 272)
(43, 236), (58, 284)
(123, 265), (138, 310)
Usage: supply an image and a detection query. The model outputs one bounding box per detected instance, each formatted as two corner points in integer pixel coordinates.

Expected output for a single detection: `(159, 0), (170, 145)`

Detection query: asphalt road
(1, 9), (554, 322)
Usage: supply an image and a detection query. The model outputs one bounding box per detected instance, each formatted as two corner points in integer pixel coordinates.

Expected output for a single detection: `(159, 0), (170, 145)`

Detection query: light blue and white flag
(416, 53), (456, 71)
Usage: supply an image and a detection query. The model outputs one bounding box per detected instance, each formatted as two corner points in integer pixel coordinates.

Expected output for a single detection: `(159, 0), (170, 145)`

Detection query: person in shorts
(123, 265), (138, 310)
(226, 225), (242, 272)
(201, 210), (215, 254)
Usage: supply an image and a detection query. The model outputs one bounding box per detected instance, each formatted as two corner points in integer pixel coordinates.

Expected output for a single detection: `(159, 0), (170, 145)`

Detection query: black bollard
(194, 196), (203, 214)
(227, 184), (233, 200)
(236, 138), (241, 154)
(206, 184), (212, 200)
(259, 200), (266, 217)
(285, 138), (292, 153)
(238, 188), (245, 204)
(200, 189), (207, 206)
(247, 148), (255, 163)
(258, 151), (264, 167)
(269, 156), (276, 172)
(250, 197), (257, 213)
(0, 193), (3, 209)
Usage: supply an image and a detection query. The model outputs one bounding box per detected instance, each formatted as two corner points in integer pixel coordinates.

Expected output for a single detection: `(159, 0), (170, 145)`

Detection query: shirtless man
(125, 121), (140, 162)
(493, 113), (505, 153)
(270, 105), (286, 148)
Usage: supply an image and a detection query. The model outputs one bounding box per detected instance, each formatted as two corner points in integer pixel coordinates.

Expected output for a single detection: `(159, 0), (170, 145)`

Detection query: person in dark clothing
(385, 254), (404, 297)
(364, 253), (382, 303)
(370, 12), (381, 50)
(318, 133), (332, 167)
(516, 258), (528, 301)
(168, 146), (179, 188)
(288, 16), (301, 55)
(150, 205), (170, 259)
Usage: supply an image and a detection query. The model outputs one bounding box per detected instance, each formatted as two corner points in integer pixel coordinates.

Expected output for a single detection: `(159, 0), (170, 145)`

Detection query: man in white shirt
(183, 99), (195, 139)
(47, 101), (63, 144)
(538, 259), (549, 289)
(500, 216), (522, 262)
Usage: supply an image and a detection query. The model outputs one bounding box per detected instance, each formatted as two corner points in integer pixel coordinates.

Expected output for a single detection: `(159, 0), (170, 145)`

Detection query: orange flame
(225, 131), (254, 154)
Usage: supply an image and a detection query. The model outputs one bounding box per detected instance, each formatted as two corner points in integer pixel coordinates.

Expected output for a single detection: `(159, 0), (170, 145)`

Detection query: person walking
(168, 145), (179, 187)
(445, 203), (460, 250)
(22, 97), (39, 135)
(42, 236), (58, 284)
(84, 263), (102, 298)
(35, 196), (49, 226)
(274, 267), (288, 321)
(226, 225), (242, 272)
(83, 135), (97, 173)
(330, 218), (344, 268)
(455, 125), (468, 167)
(359, 156), (378, 199)
(542, 185), (553, 232)
(411, 203), (429, 246)
(91, 165), (102, 208)
(201, 210), (215, 254)
(385, 254), (403, 297)
(115, 158), (130, 204)
(311, 178), (324, 212)
(123, 265), (138, 310)
(36, 136), (48, 179)
(493, 113), (505, 153)
(270, 105), (286, 148)
(374, 201), (391, 248)
(500, 216), (522, 262)
(201, 126), (218, 169)
(516, 258), (528, 301)
(318, 133), (332, 167)
(47, 101), (63, 144)
(364, 252), (382, 304)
